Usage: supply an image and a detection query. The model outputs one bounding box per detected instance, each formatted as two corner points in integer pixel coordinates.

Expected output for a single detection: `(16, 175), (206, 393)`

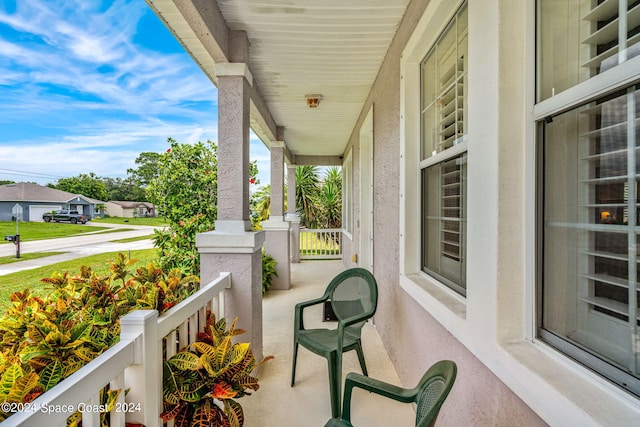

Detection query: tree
(251, 184), (272, 225)
(51, 172), (109, 201)
(127, 152), (162, 188)
(146, 138), (260, 274)
(103, 177), (146, 201)
(147, 139), (218, 274)
(147, 139), (219, 225)
(295, 166), (320, 227)
(0, 180), (14, 186)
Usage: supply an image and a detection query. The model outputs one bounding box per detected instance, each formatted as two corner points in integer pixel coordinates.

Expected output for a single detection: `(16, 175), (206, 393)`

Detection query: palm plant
(317, 181), (342, 229)
(323, 166), (342, 190)
(250, 184), (271, 223)
(295, 166), (320, 228)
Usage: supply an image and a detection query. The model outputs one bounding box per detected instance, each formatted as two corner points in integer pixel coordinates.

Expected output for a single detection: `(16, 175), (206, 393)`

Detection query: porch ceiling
(146, 0), (409, 162)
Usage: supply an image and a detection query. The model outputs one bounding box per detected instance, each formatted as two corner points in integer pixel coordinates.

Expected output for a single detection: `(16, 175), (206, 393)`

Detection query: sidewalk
(0, 224), (158, 276)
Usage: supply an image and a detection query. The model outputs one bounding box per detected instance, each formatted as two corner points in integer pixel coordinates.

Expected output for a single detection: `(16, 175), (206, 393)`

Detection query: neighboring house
(105, 201), (157, 218)
(0, 182), (106, 222)
(149, 1), (640, 425)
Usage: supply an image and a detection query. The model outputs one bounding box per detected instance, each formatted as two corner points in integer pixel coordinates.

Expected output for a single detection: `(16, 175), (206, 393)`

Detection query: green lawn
(0, 248), (161, 304)
(0, 221), (109, 244)
(299, 231), (341, 255)
(0, 252), (65, 265)
(93, 217), (168, 227)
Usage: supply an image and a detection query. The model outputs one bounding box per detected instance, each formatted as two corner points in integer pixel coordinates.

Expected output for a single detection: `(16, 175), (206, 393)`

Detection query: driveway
(0, 222), (161, 276)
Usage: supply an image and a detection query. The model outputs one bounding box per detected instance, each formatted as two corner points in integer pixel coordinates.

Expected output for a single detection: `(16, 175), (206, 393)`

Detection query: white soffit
(151, 0), (410, 158)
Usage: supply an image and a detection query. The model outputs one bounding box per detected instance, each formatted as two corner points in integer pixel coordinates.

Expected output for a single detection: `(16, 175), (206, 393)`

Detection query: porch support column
(286, 164), (301, 263)
(197, 62), (264, 360)
(262, 138), (291, 290)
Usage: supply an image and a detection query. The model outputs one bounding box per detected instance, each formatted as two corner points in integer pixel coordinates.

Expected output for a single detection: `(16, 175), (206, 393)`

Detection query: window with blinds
(421, 4), (467, 159)
(422, 154), (467, 295)
(539, 85), (640, 396)
(537, 0), (640, 102)
(420, 2), (468, 296)
(582, 0), (640, 74)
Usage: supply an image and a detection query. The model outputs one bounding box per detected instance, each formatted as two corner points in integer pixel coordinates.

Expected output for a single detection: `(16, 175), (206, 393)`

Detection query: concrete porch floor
(243, 260), (416, 426)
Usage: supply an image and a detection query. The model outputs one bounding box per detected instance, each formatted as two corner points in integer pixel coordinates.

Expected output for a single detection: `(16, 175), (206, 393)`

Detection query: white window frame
(400, 0), (640, 425)
(400, 0), (468, 321)
(535, 0), (640, 399)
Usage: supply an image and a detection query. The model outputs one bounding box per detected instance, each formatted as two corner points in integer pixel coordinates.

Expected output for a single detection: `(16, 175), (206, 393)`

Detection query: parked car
(42, 209), (89, 224)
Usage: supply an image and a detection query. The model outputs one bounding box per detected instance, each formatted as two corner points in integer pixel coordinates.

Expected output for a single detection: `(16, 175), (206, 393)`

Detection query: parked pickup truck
(42, 209), (89, 224)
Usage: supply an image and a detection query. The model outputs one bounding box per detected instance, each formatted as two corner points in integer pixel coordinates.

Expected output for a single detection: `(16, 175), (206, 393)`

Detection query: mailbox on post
(4, 234), (20, 258)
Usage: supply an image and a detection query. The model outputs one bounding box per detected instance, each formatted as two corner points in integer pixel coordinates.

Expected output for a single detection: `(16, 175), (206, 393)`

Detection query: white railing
(299, 229), (342, 259)
(4, 272), (231, 427)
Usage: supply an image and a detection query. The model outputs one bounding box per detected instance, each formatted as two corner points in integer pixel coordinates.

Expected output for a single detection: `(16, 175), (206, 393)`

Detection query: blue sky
(0, 0), (271, 187)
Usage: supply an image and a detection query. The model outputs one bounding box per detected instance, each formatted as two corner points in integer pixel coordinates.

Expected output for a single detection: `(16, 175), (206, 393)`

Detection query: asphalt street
(0, 222), (160, 276)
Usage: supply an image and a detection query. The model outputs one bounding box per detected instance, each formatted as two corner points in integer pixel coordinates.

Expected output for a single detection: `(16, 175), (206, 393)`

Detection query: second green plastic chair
(291, 267), (378, 418)
(324, 360), (457, 427)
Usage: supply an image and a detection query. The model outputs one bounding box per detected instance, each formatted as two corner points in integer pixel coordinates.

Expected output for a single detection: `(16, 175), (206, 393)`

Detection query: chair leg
(291, 341), (299, 387)
(327, 352), (341, 419)
(355, 340), (368, 376)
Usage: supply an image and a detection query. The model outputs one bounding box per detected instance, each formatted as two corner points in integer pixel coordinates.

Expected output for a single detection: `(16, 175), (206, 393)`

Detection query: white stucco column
(262, 142), (291, 289)
(197, 62), (264, 360)
(286, 164), (301, 263)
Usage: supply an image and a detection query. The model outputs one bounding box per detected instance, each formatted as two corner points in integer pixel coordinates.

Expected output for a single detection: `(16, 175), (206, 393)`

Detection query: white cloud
(0, 0), (271, 187)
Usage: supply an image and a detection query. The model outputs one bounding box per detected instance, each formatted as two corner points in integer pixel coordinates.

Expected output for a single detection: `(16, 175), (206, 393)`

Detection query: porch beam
(146, 0), (280, 146)
(294, 155), (343, 166)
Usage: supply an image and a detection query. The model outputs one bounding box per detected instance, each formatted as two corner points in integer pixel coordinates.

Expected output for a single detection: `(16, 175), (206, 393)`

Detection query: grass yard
(0, 248), (161, 304)
(0, 221), (108, 244)
(0, 252), (65, 265)
(299, 231), (341, 256)
(93, 217), (168, 227)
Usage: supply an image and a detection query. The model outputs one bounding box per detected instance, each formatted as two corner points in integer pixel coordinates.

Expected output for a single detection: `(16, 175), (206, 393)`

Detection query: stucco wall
(343, 0), (545, 425)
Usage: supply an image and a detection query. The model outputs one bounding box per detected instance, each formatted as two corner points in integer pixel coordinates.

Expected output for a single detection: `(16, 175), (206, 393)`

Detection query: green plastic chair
(324, 360), (457, 427)
(291, 267), (378, 418)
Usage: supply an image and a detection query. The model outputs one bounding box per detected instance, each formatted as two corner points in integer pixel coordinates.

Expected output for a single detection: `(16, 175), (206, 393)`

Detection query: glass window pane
(420, 3), (467, 159)
(540, 86), (640, 395)
(536, 0), (639, 102)
(422, 153), (467, 295)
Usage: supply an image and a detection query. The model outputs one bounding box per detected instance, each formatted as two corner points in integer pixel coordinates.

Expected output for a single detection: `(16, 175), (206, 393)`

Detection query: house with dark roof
(0, 182), (105, 222)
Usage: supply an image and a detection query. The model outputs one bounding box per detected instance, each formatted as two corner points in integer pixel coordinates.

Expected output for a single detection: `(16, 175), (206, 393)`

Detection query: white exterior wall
(344, 0), (640, 425)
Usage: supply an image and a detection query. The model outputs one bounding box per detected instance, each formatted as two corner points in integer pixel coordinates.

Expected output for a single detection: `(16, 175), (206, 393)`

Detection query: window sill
(400, 273), (466, 320)
(497, 339), (640, 426)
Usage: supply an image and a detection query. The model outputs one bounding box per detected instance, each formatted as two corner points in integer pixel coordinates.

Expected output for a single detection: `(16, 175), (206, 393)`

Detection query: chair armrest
(337, 306), (376, 330)
(345, 372), (416, 403)
(294, 293), (330, 331)
(340, 372), (417, 423)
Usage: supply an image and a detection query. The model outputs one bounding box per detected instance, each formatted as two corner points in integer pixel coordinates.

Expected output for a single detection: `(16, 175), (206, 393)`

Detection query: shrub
(261, 251), (278, 294)
(161, 313), (272, 427)
(0, 253), (199, 421)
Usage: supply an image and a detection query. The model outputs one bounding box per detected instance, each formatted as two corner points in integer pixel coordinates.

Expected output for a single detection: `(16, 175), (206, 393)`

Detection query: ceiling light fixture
(305, 94), (322, 108)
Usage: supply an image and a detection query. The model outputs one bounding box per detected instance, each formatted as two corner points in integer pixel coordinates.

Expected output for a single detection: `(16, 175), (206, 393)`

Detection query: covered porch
(243, 260), (415, 426)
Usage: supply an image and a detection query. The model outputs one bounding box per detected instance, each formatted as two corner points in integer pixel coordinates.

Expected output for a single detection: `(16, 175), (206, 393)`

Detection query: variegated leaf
(38, 360), (62, 391)
(169, 351), (203, 371)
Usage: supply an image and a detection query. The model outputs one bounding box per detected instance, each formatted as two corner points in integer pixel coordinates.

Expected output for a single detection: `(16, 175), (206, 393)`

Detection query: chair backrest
(415, 360), (457, 427)
(328, 268), (378, 328)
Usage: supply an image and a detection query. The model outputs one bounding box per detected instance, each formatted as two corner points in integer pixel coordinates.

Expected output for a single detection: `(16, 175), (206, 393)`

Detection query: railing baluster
(9, 273), (230, 427)
(299, 229), (343, 260)
(82, 393), (101, 427)
(188, 313), (197, 345)
(198, 306), (207, 333)
(110, 372), (126, 427)
(178, 321), (188, 350)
